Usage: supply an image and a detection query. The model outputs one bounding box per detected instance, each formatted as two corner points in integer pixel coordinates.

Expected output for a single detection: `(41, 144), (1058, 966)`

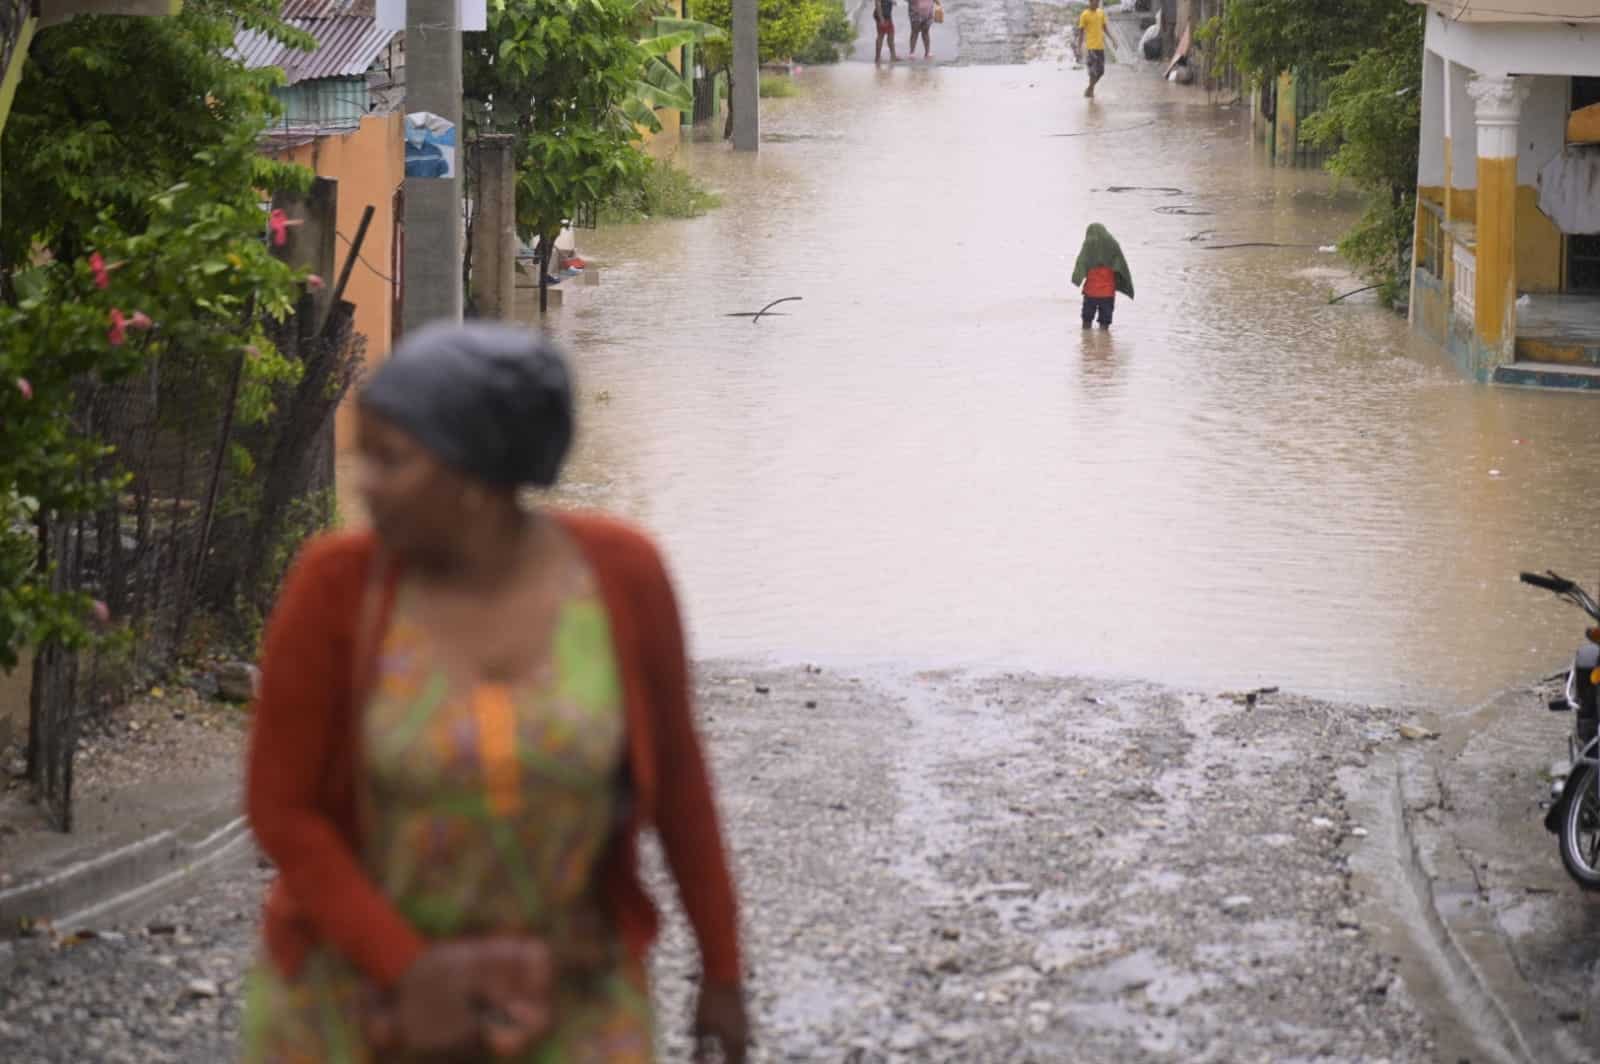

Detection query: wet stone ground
(650, 666), (1436, 1062)
(0, 666), (1433, 1062)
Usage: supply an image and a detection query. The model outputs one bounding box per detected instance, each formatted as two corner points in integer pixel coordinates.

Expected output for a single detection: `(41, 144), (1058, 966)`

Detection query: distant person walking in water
(908, 0), (935, 59)
(874, 0), (899, 63)
(1072, 223), (1134, 329)
(1075, 0), (1108, 98)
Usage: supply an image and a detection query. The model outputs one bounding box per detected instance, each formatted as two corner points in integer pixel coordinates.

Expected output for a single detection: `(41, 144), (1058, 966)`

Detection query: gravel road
(0, 665), (1435, 1062)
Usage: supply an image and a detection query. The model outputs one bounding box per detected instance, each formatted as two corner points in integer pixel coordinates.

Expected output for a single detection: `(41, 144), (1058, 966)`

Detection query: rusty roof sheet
(233, 3), (393, 85)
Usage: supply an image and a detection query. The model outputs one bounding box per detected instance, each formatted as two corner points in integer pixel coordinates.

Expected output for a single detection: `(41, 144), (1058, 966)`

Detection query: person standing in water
(908, 0), (935, 60)
(1075, 0), (1108, 98)
(874, 0), (899, 63)
(1072, 223), (1134, 329)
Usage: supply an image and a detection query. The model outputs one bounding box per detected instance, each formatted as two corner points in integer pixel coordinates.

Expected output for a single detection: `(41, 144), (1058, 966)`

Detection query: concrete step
(1493, 360), (1600, 390)
(1514, 335), (1600, 366)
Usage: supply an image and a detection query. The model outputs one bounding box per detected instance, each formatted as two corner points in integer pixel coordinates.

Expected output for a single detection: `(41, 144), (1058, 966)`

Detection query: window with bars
(1417, 199), (1444, 281)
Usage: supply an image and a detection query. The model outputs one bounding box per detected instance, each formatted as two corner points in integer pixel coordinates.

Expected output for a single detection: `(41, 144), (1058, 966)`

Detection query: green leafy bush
(600, 156), (722, 223)
(795, 0), (856, 64)
(759, 73), (799, 98)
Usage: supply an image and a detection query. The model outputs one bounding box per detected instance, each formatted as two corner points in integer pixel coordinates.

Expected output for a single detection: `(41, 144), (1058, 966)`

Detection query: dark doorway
(1572, 75), (1600, 111)
(1567, 78), (1600, 292)
(1570, 236), (1600, 294)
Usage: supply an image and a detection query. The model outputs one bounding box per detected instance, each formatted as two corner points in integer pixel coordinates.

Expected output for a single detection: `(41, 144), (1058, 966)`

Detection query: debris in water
(1398, 722), (1439, 741)
(1220, 895), (1253, 917)
(725, 296), (802, 322)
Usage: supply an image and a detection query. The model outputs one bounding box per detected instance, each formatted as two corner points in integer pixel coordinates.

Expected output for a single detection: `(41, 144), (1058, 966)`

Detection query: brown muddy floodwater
(543, 61), (1600, 713)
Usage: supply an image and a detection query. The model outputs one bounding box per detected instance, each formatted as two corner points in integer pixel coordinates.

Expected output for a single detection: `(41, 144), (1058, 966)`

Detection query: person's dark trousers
(1081, 295), (1115, 328)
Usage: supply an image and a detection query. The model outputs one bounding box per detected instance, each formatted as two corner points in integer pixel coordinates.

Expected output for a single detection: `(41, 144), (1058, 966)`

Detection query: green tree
(1302, 10), (1424, 305)
(691, 0), (831, 134)
(795, 0), (856, 66)
(0, 0), (310, 670)
(627, 15), (724, 133)
(464, 0), (654, 304)
(1205, 0), (1424, 304)
(1206, 0), (1398, 80)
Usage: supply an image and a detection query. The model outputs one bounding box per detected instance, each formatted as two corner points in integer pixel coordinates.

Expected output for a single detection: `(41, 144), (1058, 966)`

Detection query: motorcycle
(1519, 570), (1600, 889)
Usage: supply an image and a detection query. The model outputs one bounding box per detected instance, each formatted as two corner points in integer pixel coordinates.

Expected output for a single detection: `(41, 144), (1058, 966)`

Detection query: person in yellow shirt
(1075, 0), (1108, 98)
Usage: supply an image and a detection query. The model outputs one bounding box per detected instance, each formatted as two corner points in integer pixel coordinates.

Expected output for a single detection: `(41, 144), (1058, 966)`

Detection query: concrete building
(1409, 1), (1600, 388)
(234, 0), (405, 443)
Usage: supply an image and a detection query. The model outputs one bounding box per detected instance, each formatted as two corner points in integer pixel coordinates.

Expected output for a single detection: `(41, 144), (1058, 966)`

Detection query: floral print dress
(242, 563), (652, 1063)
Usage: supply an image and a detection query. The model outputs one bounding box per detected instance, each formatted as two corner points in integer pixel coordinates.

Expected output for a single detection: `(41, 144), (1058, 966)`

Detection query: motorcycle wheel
(1559, 765), (1600, 890)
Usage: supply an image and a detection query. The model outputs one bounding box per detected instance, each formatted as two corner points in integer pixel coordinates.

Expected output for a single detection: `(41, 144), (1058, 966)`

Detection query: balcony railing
(1453, 241), (1477, 322)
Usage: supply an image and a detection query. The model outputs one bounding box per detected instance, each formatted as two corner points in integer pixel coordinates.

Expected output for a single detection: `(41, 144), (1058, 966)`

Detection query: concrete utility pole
(731, 0), (759, 151)
(469, 134), (516, 321)
(402, 0), (464, 331)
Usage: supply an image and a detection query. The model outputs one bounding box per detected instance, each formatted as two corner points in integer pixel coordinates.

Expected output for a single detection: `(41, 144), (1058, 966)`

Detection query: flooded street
(548, 57), (1600, 714)
(8, 20), (1600, 1064)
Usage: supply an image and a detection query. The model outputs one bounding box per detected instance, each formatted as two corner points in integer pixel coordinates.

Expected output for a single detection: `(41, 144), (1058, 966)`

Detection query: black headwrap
(360, 321), (574, 488)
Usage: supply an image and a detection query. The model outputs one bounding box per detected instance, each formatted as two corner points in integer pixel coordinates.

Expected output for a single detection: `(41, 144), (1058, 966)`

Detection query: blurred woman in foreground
(242, 322), (747, 1062)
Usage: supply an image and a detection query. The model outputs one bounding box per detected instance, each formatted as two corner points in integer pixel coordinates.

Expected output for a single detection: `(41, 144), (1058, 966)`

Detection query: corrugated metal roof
(232, 4), (394, 85)
(279, 0), (374, 20)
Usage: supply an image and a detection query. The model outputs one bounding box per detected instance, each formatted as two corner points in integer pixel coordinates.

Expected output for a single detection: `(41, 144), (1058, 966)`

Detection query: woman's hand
(366, 938), (554, 1058)
(693, 982), (750, 1064)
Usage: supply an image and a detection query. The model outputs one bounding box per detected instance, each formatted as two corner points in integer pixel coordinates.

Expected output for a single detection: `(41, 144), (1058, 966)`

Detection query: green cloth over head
(1071, 223), (1134, 298)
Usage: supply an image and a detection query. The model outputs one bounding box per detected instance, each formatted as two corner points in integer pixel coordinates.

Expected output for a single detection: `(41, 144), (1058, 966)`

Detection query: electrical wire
(336, 229), (396, 284)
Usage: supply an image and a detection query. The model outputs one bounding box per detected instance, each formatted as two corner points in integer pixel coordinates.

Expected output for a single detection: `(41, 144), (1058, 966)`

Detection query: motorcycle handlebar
(1521, 571), (1576, 594)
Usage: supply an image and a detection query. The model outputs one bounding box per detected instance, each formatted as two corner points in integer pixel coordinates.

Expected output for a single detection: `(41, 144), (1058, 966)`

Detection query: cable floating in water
(726, 297), (803, 323)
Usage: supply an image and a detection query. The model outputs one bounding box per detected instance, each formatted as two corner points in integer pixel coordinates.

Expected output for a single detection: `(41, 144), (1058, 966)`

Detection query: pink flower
(89, 252), (110, 290)
(268, 209), (300, 248)
(305, 274), (325, 291)
(128, 311), (154, 332)
(90, 600), (111, 625)
(15, 378), (31, 400)
(107, 309), (127, 346)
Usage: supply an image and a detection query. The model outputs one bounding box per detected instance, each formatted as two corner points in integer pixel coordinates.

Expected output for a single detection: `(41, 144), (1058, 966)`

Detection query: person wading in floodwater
(874, 0), (899, 63)
(1072, 223), (1134, 329)
(241, 323), (748, 1063)
(1075, 0), (1108, 98)
(908, 0), (935, 60)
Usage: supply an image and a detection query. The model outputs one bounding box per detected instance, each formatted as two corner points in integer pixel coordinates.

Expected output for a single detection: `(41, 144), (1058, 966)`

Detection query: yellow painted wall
(1569, 102), (1600, 145)
(1273, 71), (1296, 166)
(644, 105), (682, 157)
(639, 0), (684, 157)
(266, 114), (406, 451)
(1515, 185), (1563, 294)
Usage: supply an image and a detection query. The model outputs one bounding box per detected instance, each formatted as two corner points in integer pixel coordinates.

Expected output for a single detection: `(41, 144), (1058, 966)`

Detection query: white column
(1467, 74), (1526, 160)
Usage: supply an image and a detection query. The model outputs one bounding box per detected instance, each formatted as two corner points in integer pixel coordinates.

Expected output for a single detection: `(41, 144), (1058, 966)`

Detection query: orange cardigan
(245, 512), (741, 990)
